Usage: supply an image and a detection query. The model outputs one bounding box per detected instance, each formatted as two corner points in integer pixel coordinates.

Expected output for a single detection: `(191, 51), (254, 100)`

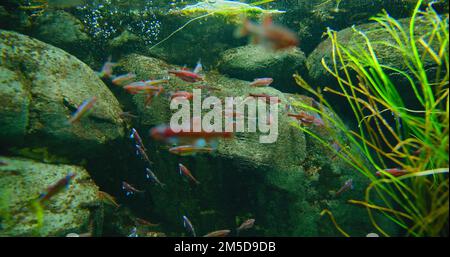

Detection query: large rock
(0, 30), (125, 161)
(271, 0), (448, 54)
(148, 4), (285, 67)
(306, 16), (445, 114)
(106, 54), (394, 236)
(307, 17), (443, 86)
(0, 156), (100, 236)
(28, 11), (93, 65)
(217, 45), (307, 92)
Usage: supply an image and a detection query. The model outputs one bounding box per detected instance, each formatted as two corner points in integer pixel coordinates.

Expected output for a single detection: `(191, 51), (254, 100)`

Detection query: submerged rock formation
(0, 156), (99, 236)
(29, 11), (93, 65)
(217, 45), (307, 92)
(103, 54), (394, 236)
(307, 17), (443, 87)
(0, 30), (125, 161)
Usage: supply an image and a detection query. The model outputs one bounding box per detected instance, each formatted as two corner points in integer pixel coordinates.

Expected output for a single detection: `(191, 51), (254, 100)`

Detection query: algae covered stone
(0, 30), (125, 161)
(217, 45), (307, 92)
(307, 17), (444, 87)
(30, 10), (91, 56)
(0, 156), (99, 236)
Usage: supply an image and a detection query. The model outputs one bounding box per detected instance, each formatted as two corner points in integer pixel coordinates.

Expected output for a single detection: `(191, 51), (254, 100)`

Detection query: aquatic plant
(293, 0), (449, 236)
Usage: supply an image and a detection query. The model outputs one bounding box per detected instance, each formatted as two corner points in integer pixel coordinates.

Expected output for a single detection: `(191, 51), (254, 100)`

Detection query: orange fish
(97, 56), (117, 79)
(67, 97), (97, 124)
(168, 60), (204, 83)
(124, 83), (164, 95)
(38, 173), (76, 203)
(170, 91), (194, 101)
(169, 145), (214, 156)
(203, 229), (231, 237)
(288, 112), (324, 126)
(376, 168), (409, 177)
(150, 124), (233, 142)
(250, 78), (273, 87)
(178, 163), (200, 185)
(236, 219), (255, 235)
(135, 218), (159, 227)
(236, 16), (299, 51)
(112, 73), (136, 86)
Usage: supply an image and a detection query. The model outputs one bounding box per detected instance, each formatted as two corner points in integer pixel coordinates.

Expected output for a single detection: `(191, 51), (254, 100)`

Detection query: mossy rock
(0, 30), (125, 162)
(217, 45), (307, 93)
(106, 54), (394, 236)
(149, 3), (286, 68)
(307, 17), (444, 87)
(0, 156), (100, 236)
(270, 0), (448, 54)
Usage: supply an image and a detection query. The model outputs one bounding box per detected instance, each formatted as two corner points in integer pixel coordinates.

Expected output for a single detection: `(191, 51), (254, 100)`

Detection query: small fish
(135, 144), (153, 165)
(335, 179), (353, 197)
(38, 172), (76, 203)
(170, 91), (194, 101)
(122, 181), (144, 196)
(250, 78), (273, 87)
(150, 124), (233, 142)
(124, 83), (164, 95)
(168, 60), (204, 83)
(376, 168), (409, 177)
(145, 168), (165, 187)
(112, 73), (136, 86)
(236, 219), (255, 235)
(128, 227), (138, 237)
(0, 160), (7, 166)
(288, 112), (324, 126)
(236, 15), (299, 51)
(248, 93), (281, 104)
(178, 163), (200, 185)
(130, 128), (147, 152)
(203, 229), (231, 237)
(144, 79), (169, 87)
(97, 191), (120, 209)
(120, 111), (138, 119)
(169, 145), (214, 156)
(67, 97), (97, 124)
(135, 218), (159, 227)
(98, 57), (116, 79)
(182, 215), (196, 237)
